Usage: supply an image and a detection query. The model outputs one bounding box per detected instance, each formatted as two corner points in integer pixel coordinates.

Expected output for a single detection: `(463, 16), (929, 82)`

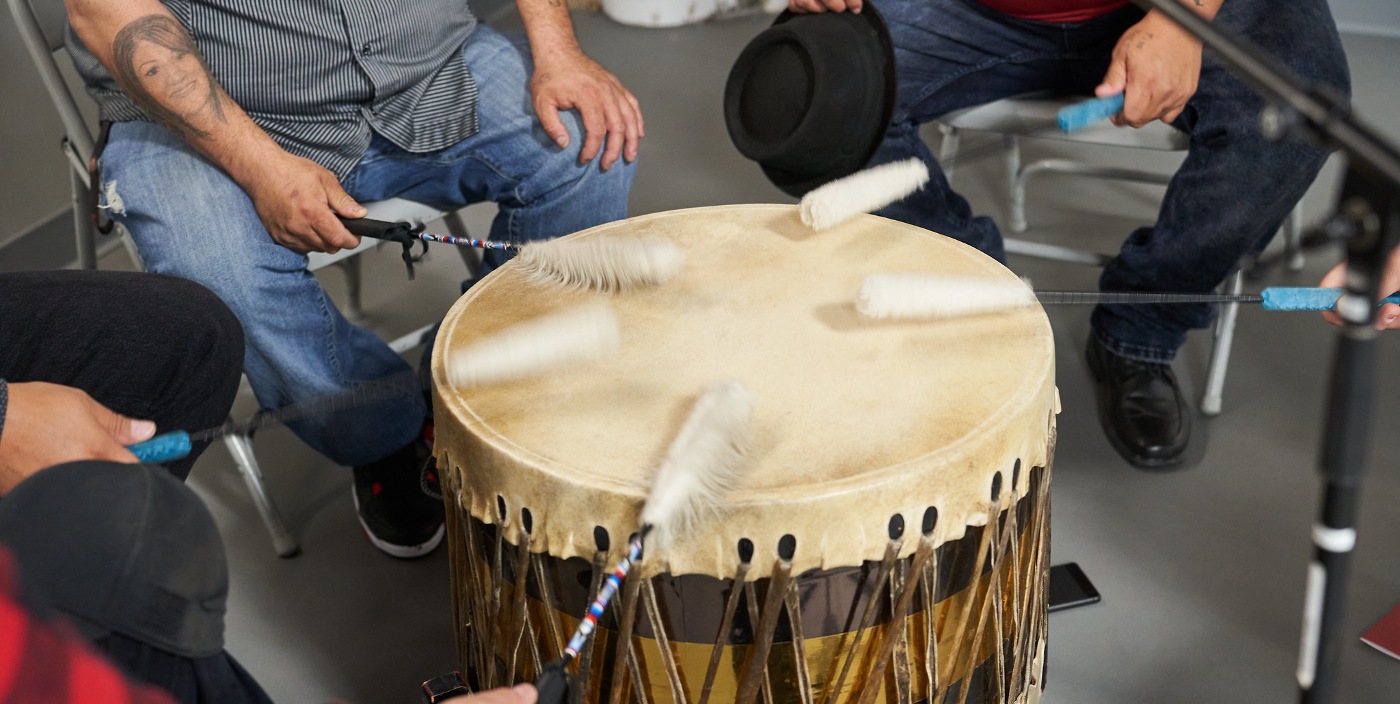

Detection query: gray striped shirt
(68, 0), (480, 178)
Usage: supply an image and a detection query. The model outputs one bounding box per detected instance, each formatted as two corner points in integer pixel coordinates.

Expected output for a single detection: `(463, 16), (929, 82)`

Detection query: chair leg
(443, 210), (483, 280)
(938, 124), (960, 182)
(1006, 135), (1028, 233)
(70, 169), (97, 270)
(338, 256), (365, 322)
(222, 432), (301, 558)
(1201, 269), (1244, 417)
(1285, 202), (1305, 272)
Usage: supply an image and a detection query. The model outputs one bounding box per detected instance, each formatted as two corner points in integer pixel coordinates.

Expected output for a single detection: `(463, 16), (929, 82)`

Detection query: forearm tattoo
(112, 15), (227, 141)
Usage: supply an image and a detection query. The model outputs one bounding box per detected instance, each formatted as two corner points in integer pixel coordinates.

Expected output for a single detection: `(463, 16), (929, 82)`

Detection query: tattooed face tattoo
(113, 16), (226, 141)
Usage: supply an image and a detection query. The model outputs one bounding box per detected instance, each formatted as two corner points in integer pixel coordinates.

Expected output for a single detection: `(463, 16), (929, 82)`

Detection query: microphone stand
(1129, 2), (1400, 702)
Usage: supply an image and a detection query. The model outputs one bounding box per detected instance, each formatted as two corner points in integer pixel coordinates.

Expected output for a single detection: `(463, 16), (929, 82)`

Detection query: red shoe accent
(371, 482), (383, 496)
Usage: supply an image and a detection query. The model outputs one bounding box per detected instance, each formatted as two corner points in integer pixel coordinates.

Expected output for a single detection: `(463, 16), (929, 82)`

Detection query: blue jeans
(100, 25), (635, 466)
(868, 0), (1349, 363)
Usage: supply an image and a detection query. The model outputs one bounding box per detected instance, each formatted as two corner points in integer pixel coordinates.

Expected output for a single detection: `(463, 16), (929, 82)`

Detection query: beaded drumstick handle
(535, 532), (646, 704)
(339, 215), (518, 249)
(414, 230), (518, 251)
(562, 533), (645, 661)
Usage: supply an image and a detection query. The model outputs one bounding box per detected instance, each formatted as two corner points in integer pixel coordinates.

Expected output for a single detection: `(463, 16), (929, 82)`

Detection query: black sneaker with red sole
(352, 436), (444, 558)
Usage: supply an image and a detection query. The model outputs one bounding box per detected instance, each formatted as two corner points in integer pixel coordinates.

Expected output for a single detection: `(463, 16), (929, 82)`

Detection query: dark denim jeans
(867, 0), (1350, 362)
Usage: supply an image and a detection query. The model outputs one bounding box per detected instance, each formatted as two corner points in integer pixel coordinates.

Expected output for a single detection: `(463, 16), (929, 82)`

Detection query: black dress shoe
(1084, 335), (1192, 470)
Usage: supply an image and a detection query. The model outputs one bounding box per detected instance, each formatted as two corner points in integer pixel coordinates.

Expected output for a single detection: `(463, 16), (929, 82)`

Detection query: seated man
(0, 271), (534, 703)
(64, 0), (643, 556)
(0, 269), (262, 701)
(784, 0), (1349, 470)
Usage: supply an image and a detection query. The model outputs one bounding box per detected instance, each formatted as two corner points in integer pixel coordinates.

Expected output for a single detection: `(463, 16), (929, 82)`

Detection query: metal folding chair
(9, 0), (480, 556)
(938, 97), (1304, 416)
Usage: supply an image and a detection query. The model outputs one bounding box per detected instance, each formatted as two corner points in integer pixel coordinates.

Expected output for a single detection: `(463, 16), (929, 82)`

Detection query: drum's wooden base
(445, 464), (1052, 704)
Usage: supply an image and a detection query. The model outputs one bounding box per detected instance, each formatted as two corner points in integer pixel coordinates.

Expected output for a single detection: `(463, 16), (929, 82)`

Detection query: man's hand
(0, 382), (155, 495)
(1319, 250), (1400, 330)
(445, 684), (537, 703)
(239, 152), (368, 254)
(532, 51), (644, 171)
(787, 0), (862, 14)
(1095, 11), (1203, 128)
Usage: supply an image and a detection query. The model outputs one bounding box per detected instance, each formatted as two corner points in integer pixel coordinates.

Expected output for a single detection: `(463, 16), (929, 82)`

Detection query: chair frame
(937, 97), (1305, 416)
(10, 0), (479, 557)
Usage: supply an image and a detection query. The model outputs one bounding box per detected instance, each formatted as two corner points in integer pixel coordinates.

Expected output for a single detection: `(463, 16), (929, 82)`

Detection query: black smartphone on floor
(1048, 562), (1101, 613)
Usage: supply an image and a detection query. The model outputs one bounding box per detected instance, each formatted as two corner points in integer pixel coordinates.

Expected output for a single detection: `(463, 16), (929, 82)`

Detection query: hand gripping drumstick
(339, 216), (683, 292)
(128, 304), (621, 463)
(799, 96), (1124, 231)
(535, 380), (757, 704)
(854, 274), (1400, 321)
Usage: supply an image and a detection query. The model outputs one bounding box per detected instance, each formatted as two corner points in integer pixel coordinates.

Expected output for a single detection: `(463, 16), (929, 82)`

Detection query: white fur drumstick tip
(799, 158), (931, 231)
(856, 274), (1038, 320)
(640, 380), (757, 551)
(515, 237), (684, 292)
(446, 303), (620, 388)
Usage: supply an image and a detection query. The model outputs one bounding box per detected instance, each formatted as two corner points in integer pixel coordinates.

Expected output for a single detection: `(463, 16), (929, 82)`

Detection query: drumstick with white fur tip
(445, 303), (620, 388)
(535, 381), (757, 704)
(857, 274), (1038, 320)
(854, 274), (1400, 320)
(799, 158), (930, 231)
(514, 236), (684, 292)
(639, 379), (757, 550)
(340, 215), (683, 291)
(132, 305), (623, 465)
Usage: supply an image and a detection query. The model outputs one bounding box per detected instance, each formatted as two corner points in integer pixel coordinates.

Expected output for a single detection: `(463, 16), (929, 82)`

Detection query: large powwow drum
(432, 205), (1058, 704)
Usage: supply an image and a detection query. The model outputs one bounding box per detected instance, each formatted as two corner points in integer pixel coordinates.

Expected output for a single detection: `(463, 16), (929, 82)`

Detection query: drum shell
(444, 461), (1051, 703)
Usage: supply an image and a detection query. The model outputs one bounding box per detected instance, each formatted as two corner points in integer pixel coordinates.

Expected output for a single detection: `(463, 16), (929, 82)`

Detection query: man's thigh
(877, 0), (1133, 124)
(100, 121), (311, 313)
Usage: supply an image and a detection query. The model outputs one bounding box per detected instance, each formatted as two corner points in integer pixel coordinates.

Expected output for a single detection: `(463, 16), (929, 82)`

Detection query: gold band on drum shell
(446, 463), (1052, 704)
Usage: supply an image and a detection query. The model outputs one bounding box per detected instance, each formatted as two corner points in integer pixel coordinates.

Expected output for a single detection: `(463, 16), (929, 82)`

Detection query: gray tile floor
(6, 8), (1400, 704)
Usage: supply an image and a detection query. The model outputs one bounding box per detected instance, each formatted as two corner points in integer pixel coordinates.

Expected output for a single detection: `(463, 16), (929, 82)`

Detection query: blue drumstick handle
(1261, 287), (1400, 311)
(127, 430), (192, 464)
(1057, 94), (1124, 133)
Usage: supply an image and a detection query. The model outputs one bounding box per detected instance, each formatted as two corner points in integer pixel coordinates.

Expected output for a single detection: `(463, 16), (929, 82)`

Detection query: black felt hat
(724, 5), (897, 198)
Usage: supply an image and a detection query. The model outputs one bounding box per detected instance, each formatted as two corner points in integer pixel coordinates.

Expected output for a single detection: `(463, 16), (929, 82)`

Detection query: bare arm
(1096, 0), (1225, 128)
(65, 0), (365, 253)
(515, 0), (643, 170)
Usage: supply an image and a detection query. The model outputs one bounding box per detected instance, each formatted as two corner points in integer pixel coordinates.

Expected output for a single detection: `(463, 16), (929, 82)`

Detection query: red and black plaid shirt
(0, 548), (176, 704)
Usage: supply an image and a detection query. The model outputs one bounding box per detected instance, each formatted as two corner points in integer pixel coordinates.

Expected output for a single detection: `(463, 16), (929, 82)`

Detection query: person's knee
(142, 274), (245, 390)
(528, 121), (635, 228)
(0, 462), (229, 657)
(169, 276), (244, 375)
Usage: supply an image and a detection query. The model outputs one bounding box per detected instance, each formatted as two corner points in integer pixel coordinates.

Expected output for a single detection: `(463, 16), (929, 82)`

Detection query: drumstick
(799, 158), (930, 231)
(130, 305), (621, 463)
(639, 379), (757, 549)
(339, 216), (683, 292)
(444, 303), (620, 389)
(796, 97), (1121, 232)
(535, 380), (757, 704)
(855, 274), (1400, 320)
